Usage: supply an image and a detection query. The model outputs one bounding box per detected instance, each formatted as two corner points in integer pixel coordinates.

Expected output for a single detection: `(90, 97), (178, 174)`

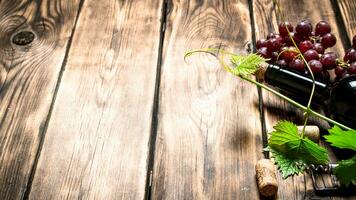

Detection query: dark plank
(252, 1), (307, 199)
(151, 0), (264, 199)
(28, 0), (164, 199)
(255, 0), (350, 199)
(335, 0), (356, 43)
(0, 1), (81, 199)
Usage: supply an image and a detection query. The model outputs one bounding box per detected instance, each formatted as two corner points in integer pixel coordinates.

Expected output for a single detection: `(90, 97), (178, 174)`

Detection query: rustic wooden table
(0, 0), (355, 199)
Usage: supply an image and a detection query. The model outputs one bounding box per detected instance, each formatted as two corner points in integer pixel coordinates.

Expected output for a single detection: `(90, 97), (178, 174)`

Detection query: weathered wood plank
(255, 0), (349, 199)
(28, 0), (163, 199)
(0, 0), (81, 199)
(152, 0), (264, 199)
(335, 0), (356, 44)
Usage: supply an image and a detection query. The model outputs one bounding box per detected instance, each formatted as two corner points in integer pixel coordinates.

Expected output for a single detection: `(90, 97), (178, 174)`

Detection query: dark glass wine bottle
(262, 64), (356, 129)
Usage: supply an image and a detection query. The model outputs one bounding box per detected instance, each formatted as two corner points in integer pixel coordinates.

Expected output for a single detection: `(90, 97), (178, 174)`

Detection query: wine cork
(254, 63), (268, 81)
(255, 159), (278, 197)
(297, 125), (320, 143)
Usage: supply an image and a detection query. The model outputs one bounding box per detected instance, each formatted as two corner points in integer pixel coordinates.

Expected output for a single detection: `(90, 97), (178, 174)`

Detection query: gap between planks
(144, 0), (170, 199)
(22, 0), (87, 199)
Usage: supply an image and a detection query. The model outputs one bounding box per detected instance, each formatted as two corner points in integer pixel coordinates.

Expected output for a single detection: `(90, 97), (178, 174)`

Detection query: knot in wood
(12, 31), (35, 46)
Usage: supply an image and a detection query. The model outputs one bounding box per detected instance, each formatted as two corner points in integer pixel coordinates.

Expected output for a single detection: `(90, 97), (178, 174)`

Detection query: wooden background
(0, 0), (355, 199)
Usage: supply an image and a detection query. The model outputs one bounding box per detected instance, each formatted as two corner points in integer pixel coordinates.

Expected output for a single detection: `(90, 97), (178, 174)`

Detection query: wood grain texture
(0, 0), (81, 199)
(28, 0), (163, 199)
(255, 0), (350, 199)
(335, 0), (356, 44)
(152, 0), (264, 199)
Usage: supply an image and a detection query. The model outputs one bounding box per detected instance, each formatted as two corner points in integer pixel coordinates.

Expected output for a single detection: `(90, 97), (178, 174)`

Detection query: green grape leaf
(230, 54), (268, 76)
(268, 121), (300, 152)
(269, 121), (328, 165)
(334, 155), (356, 186)
(274, 120), (299, 134)
(324, 126), (356, 151)
(268, 121), (329, 179)
(299, 138), (329, 165)
(269, 148), (305, 179)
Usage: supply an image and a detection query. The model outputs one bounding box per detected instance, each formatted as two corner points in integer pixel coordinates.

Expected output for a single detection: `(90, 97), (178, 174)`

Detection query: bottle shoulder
(329, 75), (356, 129)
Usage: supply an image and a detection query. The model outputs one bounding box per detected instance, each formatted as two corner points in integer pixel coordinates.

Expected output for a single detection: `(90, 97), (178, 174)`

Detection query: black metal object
(306, 164), (356, 196)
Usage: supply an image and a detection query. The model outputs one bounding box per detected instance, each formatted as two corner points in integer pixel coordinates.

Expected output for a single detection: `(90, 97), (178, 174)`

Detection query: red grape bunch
(336, 35), (356, 78)
(256, 20), (341, 82)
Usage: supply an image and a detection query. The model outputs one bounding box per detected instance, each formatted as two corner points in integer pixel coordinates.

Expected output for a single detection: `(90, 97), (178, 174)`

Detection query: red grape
(256, 39), (268, 49)
(274, 34), (284, 44)
(321, 33), (336, 48)
(296, 20), (312, 37)
(299, 40), (313, 53)
(267, 38), (282, 52)
(303, 49), (319, 61)
(347, 62), (356, 75)
(276, 59), (288, 67)
(343, 48), (356, 63)
(320, 52), (337, 69)
(312, 43), (325, 54)
(267, 33), (275, 39)
(283, 32), (301, 46)
(315, 21), (331, 36)
(257, 47), (270, 58)
(279, 22), (294, 37)
(280, 47), (299, 62)
(335, 66), (346, 78)
(308, 60), (323, 74)
(289, 58), (305, 72)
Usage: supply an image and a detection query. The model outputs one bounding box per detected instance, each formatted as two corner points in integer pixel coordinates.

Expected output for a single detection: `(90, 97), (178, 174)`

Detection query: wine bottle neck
(264, 65), (330, 105)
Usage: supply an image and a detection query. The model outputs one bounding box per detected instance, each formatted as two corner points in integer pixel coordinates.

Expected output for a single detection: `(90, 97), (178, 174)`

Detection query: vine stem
(239, 75), (352, 131)
(286, 27), (316, 138)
